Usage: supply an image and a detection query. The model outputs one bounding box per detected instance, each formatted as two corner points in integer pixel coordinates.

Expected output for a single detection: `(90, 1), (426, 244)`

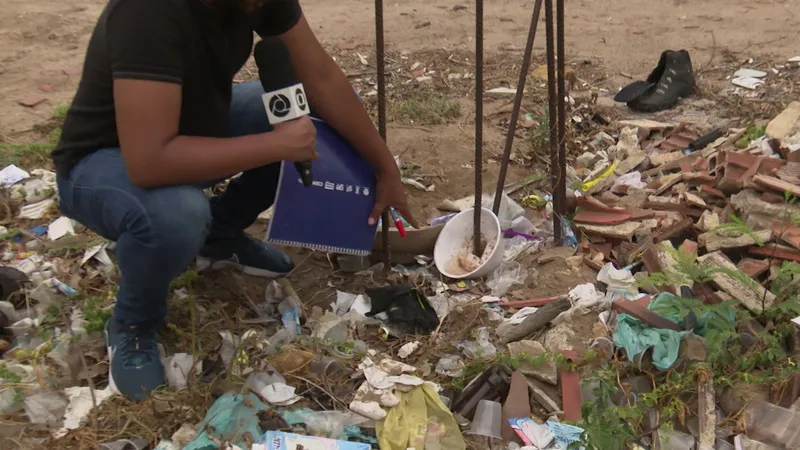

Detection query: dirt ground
(1, 0), (798, 338)
(0, 0), (799, 447)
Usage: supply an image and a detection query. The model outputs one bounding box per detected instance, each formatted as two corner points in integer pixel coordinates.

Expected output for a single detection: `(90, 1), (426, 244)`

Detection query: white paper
(18, 199), (55, 219)
(398, 341), (420, 359)
(261, 382), (302, 406)
(734, 68), (767, 78)
(48, 217), (76, 241)
(61, 386), (114, 430)
(0, 164), (30, 187)
(731, 76), (765, 89)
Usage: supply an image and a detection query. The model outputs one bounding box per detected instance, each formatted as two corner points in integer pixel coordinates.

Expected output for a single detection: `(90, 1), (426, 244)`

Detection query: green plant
(737, 123), (766, 148)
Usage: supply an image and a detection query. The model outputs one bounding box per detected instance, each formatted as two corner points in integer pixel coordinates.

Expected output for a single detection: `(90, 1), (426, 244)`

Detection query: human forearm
(303, 67), (399, 177)
(126, 133), (283, 188)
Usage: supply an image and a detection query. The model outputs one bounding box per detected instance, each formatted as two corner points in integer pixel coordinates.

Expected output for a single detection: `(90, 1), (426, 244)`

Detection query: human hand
(273, 116), (317, 162)
(368, 171), (418, 228)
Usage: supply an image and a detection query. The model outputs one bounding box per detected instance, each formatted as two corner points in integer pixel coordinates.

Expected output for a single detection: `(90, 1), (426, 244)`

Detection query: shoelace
(117, 326), (158, 369)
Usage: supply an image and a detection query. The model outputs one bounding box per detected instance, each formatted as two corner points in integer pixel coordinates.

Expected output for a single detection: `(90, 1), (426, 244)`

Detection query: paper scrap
(18, 199), (55, 219)
(734, 68), (767, 78)
(0, 164), (30, 187)
(48, 217), (76, 241)
(732, 76), (765, 90)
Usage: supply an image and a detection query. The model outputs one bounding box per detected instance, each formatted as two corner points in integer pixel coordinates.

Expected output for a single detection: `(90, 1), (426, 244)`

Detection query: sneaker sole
(195, 257), (289, 279)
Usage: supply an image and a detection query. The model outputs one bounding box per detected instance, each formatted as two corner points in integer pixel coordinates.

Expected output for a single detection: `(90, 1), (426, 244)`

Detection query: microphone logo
(295, 88), (308, 112)
(268, 93), (291, 118)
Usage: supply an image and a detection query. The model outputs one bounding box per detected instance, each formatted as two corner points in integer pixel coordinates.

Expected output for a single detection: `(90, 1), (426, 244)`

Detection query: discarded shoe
(615, 50), (695, 113)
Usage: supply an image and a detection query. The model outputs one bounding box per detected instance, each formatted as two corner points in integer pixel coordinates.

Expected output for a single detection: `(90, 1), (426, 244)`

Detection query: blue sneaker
(196, 232), (294, 278)
(105, 319), (164, 401)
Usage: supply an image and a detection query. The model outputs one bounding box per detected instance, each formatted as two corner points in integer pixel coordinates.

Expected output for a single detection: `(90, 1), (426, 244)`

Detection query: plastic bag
(24, 391), (68, 427)
(457, 327), (497, 360)
(487, 261), (529, 297)
(185, 393), (268, 450)
(376, 384), (466, 450)
(481, 193), (524, 229)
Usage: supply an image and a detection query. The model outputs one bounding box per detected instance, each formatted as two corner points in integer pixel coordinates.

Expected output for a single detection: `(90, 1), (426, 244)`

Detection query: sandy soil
(2, 0), (798, 137)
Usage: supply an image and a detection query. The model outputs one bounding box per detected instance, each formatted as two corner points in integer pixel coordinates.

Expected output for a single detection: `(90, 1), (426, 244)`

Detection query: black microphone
(254, 37), (313, 187)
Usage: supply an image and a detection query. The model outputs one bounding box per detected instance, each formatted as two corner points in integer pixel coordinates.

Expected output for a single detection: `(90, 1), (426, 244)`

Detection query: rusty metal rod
(473, 0), (485, 256)
(492, 0), (544, 215)
(544, 0), (561, 241)
(375, 0), (391, 268)
(555, 0), (567, 239)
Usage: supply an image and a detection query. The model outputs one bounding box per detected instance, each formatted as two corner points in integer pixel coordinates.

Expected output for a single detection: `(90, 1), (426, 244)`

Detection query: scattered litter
(734, 68), (767, 78)
(732, 76), (765, 90)
(61, 386), (114, 431)
(398, 341), (420, 359)
(0, 164), (30, 187)
(47, 217), (76, 240)
(18, 198), (55, 219)
(458, 327), (498, 360)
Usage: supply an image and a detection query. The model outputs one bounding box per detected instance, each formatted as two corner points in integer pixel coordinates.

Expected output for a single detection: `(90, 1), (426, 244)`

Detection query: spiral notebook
(266, 118), (378, 255)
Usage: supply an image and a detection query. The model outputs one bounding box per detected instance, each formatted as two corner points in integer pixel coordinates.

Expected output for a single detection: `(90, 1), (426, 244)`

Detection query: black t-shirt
(51, 0), (302, 177)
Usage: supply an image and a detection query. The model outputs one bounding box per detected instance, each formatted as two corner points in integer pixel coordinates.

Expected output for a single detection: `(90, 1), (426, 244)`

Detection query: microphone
(254, 37), (313, 187)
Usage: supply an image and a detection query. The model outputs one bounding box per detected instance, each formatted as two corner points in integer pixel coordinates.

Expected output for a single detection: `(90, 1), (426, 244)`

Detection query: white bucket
(433, 207), (505, 279)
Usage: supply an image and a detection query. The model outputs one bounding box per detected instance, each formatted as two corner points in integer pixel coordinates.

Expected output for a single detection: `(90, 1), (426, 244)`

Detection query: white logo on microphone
(262, 83), (310, 125)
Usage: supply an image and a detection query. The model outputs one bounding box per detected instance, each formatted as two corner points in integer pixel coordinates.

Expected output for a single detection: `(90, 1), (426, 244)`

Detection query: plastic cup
(466, 399), (502, 439)
(434, 207), (505, 280)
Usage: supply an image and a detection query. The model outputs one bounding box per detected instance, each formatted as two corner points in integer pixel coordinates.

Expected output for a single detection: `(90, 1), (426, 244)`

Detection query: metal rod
(492, 0), (544, 215)
(555, 0), (567, 236)
(375, 0), (391, 267)
(473, 0), (485, 256)
(544, 0), (561, 241)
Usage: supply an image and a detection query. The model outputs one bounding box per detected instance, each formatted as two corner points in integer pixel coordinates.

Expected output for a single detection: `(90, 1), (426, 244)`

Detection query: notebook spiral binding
(267, 239), (371, 256)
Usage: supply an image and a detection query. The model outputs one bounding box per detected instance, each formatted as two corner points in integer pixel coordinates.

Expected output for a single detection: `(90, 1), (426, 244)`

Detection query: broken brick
(574, 209), (632, 225)
(737, 258), (770, 278)
(62, 67), (81, 76)
(655, 217), (694, 242)
(698, 185), (725, 199)
(772, 221), (800, 250)
(753, 174), (800, 198)
(18, 96), (46, 107)
(613, 298), (683, 331)
(750, 243), (800, 263)
(39, 84), (53, 93)
(680, 239), (699, 256)
(559, 350), (583, 422)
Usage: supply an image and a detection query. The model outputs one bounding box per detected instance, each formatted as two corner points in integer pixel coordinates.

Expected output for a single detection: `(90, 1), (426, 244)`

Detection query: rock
(507, 340), (558, 385)
(62, 68), (81, 76)
(697, 210), (720, 232)
(675, 333), (707, 370)
(39, 84), (53, 93)
(766, 101), (800, 140)
(564, 255), (583, 270)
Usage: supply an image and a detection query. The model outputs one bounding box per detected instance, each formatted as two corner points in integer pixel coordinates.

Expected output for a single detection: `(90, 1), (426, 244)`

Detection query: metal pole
(492, 0), (544, 215)
(544, 0), (561, 241)
(473, 0), (485, 255)
(375, 0), (392, 268)
(555, 0), (567, 235)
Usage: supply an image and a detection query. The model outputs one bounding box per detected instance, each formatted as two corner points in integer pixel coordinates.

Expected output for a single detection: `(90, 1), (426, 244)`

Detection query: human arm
(114, 80), (316, 188)
(107, 0), (315, 188)
(277, 15), (418, 227)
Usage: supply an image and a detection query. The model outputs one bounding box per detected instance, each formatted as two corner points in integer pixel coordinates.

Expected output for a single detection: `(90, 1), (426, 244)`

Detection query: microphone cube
(262, 83), (310, 125)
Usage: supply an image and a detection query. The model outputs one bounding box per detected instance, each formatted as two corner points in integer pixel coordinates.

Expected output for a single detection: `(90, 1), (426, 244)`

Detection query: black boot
(614, 50), (695, 113)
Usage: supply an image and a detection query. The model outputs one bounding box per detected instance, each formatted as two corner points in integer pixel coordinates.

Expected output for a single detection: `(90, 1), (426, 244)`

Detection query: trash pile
(2, 101), (800, 450)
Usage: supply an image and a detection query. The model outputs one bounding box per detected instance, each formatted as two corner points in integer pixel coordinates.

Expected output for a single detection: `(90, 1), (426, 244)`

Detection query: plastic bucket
(434, 207), (504, 279)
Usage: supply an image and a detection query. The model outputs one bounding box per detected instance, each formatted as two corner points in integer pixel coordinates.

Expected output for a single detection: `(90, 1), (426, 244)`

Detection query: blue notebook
(266, 118), (378, 255)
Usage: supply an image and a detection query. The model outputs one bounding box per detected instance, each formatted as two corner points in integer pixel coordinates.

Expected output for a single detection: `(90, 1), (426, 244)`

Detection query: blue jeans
(57, 81), (282, 327)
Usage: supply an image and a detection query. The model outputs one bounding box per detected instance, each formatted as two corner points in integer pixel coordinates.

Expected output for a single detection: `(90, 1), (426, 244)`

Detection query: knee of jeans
(146, 187), (211, 251)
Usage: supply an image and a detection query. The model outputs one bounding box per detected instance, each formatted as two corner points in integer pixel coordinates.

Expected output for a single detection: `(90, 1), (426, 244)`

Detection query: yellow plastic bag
(376, 384), (466, 450)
